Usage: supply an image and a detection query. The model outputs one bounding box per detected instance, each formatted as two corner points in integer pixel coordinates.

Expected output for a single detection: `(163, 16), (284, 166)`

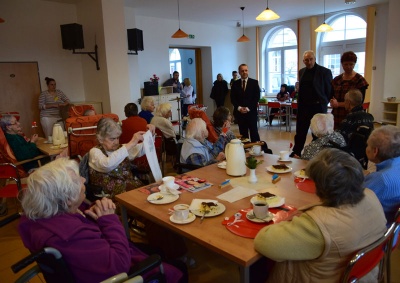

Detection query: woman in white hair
(151, 103), (176, 140)
(301, 113), (346, 160)
(18, 158), (184, 283)
(180, 118), (226, 166)
(138, 96), (155, 123)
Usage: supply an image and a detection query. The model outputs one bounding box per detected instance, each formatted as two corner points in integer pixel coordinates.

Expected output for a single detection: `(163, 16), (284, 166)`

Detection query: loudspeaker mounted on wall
(60, 23), (99, 70)
(127, 28), (144, 55)
(60, 23), (85, 50)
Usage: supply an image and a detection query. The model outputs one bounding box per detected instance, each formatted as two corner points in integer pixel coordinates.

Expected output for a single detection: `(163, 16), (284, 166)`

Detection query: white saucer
(278, 158), (291, 162)
(217, 161), (227, 169)
(159, 183), (180, 191)
(249, 150), (264, 156)
(246, 210), (274, 223)
(50, 144), (68, 149)
(170, 213), (196, 224)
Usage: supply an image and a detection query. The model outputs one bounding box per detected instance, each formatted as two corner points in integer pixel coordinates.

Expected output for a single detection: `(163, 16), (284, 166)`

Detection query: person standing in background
(229, 70), (239, 88)
(163, 71), (182, 94)
(181, 78), (196, 118)
(231, 64), (261, 142)
(210, 74), (229, 108)
(330, 51), (369, 128)
(38, 77), (70, 138)
(290, 51), (332, 158)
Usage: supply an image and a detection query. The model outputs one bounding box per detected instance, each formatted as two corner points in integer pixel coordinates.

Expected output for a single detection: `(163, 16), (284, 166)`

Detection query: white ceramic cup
(251, 199), (269, 219)
(252, 145), (261, 155)
(173, 204), (190, 221)
(48, 136), (53, 143)
(279, 150), (290, 160)
(162, 176), (175, 189)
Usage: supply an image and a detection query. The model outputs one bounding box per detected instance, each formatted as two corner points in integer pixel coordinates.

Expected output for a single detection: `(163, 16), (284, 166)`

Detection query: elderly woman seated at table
(18, 158), (184, 283)
(0, 114), (45, 171)
(151, 103), (177, 140)
(301, 113), (346, 160)
(88, 117), (155, 199)
(212, 106), (236, 143)
(139, 96), (155, 123)
(180, 118), (226, 166)
(254, 148), (387, 282)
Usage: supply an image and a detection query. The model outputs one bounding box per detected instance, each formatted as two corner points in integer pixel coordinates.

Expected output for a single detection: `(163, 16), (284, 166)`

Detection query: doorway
(168, 48), (203, 105)
(0, 62), (43, 136)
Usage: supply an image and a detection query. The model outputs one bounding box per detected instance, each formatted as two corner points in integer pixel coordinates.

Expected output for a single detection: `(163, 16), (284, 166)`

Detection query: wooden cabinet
(382, 101), (400, 126)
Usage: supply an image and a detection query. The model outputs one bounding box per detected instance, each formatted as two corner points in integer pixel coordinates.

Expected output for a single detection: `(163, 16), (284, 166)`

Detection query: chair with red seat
(257, 103), (268, 128)
(341, 223), (395, 283)
(385, 208), (400, 283)
(267, 102), (285, 131)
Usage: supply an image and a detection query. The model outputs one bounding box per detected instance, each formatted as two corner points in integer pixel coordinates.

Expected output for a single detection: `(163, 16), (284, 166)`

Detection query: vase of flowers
(245, 156), (263, 184)
(150, 74), (159, 85)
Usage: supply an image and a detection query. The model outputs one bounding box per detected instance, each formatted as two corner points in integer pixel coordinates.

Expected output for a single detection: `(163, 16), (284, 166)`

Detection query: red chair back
(291, 102), (298, 109)
(188, 108), (218, 143)
(362, 102), (370, 111)
(0, 128), (28, 177)
(341, 224), (394, 282)
(0, 163), (26, 198)
(66, 113), (119, 158)
(267, 102), (281, 109)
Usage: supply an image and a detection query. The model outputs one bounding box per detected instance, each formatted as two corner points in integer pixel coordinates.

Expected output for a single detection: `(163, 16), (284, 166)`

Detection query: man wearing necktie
(231, 64), (261, 142)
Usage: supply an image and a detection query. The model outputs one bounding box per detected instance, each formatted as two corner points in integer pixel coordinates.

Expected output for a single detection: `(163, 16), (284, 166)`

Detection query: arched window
(169, 48), (182, 77)
(265, 27), (298, 93)
(318, 14), (366, 77)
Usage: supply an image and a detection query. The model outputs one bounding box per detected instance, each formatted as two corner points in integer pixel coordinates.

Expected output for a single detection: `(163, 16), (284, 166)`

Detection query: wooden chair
(341, 223), (395, 283)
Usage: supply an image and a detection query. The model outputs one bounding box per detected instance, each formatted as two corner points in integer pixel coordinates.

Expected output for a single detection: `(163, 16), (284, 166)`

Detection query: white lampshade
(315, 23), (333, 32)
(256, 8), (280, 21)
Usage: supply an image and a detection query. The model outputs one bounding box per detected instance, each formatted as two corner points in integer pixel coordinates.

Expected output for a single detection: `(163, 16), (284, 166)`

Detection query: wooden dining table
(36, 137), (68, 157)
(116, 154), (319, 283)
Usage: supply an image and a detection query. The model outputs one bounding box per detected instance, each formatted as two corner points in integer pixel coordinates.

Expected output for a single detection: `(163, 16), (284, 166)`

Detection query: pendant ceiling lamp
(315, 0), (333, 32)
(256, 0), (280, 21)
(237, 7), (250, 42)
(171, 0), (188, 38)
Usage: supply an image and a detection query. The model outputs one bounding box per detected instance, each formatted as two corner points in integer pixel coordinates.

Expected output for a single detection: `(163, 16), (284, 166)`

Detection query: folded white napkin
(217, 186), (258, 203)
(189, 199), (218, 211)
(159, 184), (181, 195)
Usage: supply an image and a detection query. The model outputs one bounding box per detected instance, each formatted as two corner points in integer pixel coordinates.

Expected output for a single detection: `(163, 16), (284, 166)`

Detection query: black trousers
(236, 111), (260, 142)
(292, 104), (325, 156)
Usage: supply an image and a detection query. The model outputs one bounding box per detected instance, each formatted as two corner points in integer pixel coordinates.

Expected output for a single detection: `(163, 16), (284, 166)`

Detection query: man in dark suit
(290, 50), (333, 157)
(231, 64), (261, 142)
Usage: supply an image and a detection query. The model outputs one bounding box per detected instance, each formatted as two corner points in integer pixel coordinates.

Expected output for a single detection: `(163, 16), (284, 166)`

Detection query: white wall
(0, 0), (85, 101)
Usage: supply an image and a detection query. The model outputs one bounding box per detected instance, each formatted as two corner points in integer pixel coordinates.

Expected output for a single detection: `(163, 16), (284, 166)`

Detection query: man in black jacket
(231, 64), (261, 142)
(290, 50), (333, 157)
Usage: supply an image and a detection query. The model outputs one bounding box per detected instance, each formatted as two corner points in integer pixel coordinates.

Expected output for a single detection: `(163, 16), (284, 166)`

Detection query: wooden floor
(1, 120), (399, 282)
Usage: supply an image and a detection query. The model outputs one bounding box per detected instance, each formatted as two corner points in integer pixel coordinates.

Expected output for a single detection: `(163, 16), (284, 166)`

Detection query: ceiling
(124, 0), (387, 28)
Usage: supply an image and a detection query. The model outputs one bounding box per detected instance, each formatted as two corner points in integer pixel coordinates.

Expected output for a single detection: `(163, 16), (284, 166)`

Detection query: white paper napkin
(189, 199), (218, 211)
(217, 186), (258, 203)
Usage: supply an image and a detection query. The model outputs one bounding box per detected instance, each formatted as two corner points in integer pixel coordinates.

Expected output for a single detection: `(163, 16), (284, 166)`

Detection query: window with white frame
(318, 14), (366, 77)
(265, 27), (298, 94)
(169, 48), (182, 78)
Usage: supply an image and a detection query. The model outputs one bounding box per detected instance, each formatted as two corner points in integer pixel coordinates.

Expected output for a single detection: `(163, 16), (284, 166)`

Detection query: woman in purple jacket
(18, 158), (184, 283)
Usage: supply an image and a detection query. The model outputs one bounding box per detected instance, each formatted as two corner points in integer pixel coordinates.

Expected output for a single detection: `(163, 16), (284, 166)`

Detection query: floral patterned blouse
(302, 132), (346, 161)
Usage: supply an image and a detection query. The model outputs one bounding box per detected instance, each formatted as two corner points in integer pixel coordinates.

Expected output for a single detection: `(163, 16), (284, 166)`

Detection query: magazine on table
(174, 175), (212, 193)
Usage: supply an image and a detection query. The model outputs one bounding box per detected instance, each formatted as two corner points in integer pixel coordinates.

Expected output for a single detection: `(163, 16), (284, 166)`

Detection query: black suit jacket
(230, 78), (260, 117)
(298, 63), (333, 112)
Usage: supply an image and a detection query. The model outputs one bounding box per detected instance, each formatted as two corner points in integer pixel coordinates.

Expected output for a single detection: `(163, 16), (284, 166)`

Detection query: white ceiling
(124, 0), (387, 28)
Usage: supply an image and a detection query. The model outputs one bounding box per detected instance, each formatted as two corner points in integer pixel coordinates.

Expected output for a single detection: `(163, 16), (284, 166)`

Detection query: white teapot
(225, 139), (246, 176)
(52, 123), (66, 146)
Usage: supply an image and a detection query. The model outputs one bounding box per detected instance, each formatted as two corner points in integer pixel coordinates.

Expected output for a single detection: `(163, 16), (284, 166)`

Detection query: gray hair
(155, 103), (172, 117)
(310, 113), (334, 137)
(345, 89), (363, 107)
(96, 117), (122, 142)
(186, 118), (207, 140)
(0, 114), (14, 132)
(21, 158), (82, 220)
(140, 96), (155, 111)
(303, 50), (315, 58)
(368, 125), (400, 161)
(306, 148), (364, 207)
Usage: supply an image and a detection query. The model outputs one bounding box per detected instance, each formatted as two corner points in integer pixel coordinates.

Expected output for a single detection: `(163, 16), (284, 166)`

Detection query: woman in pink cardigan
(18, 158), (185, 283)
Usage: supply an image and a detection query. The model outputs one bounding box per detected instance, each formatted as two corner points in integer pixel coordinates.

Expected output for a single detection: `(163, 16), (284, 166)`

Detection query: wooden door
(0, 62), (43, 137)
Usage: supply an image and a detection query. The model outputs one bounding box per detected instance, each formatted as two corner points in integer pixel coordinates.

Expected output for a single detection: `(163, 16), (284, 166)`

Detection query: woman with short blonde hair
(151, 103), (176, 139)
(139, 96), (155, 123)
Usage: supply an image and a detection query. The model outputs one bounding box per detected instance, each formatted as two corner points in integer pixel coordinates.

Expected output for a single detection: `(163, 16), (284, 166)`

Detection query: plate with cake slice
(190, 202), (226, 217)
(251, 192), (285, 208)
(266, 164), (292, 174)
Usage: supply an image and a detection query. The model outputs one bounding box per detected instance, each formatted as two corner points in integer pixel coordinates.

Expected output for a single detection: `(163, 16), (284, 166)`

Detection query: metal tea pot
(225, 139), (246, 176)
(52, 123), (66, 146)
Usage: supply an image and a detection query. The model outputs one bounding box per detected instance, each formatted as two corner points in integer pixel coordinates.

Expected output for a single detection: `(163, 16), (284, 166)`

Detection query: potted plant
(245, 156), (263, 183)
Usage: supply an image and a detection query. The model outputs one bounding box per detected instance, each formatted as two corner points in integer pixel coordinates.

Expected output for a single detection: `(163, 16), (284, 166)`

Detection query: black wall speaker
(127, 28), (144, 51)
(60, 23), (84, 50)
